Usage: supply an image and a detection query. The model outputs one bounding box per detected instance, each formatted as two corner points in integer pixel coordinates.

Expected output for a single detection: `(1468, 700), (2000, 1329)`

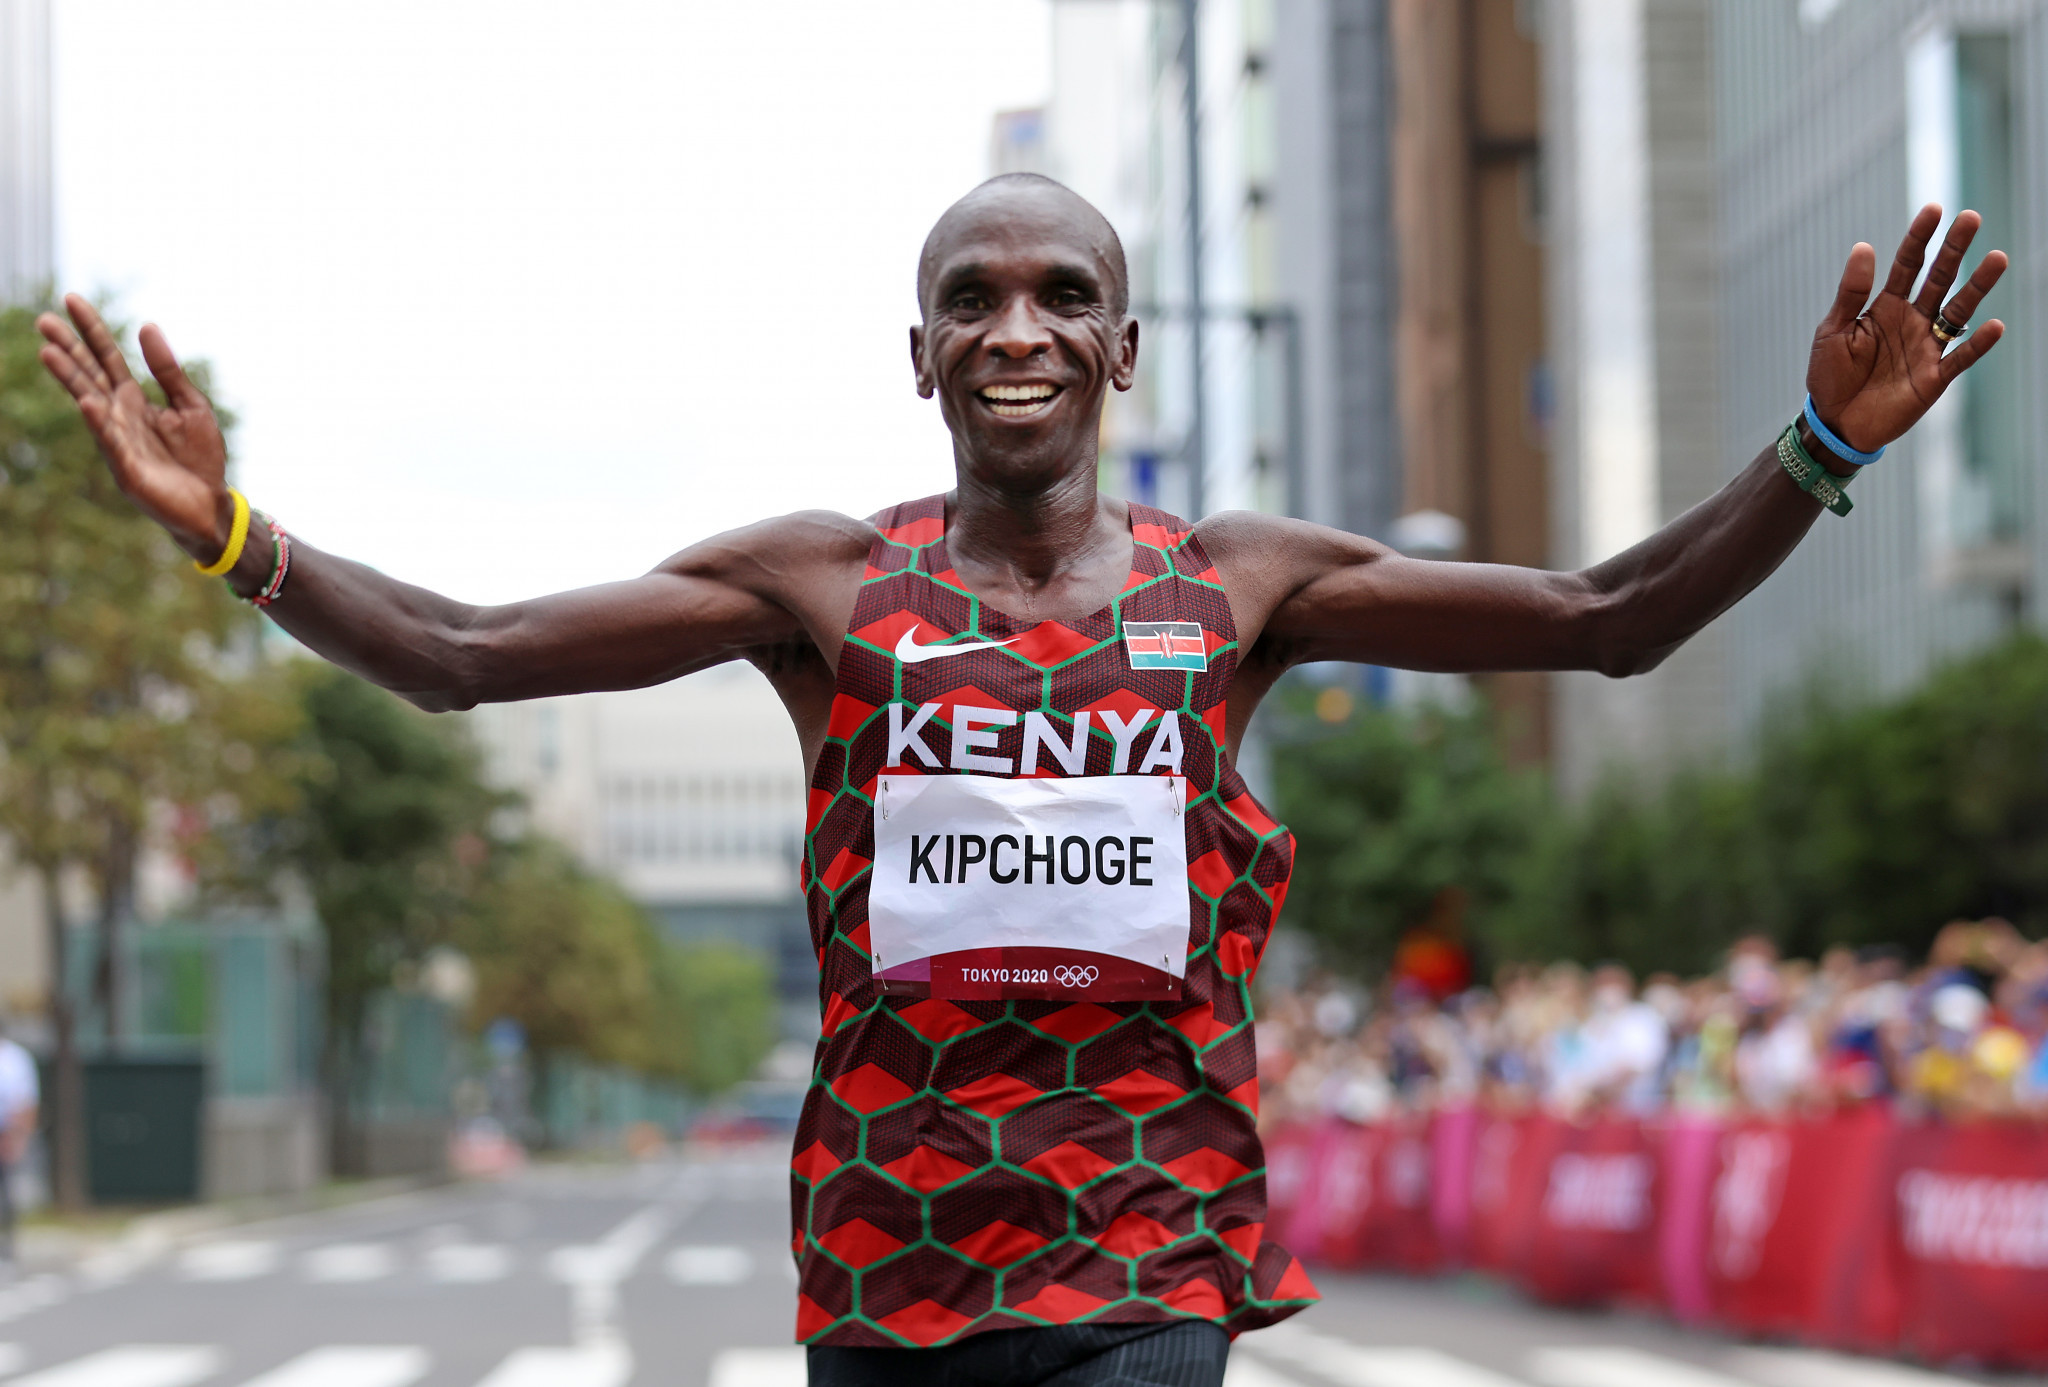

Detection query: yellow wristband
(195, 489), (252, 576)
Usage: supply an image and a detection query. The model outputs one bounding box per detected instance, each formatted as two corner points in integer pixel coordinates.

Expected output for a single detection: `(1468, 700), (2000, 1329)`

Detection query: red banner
(1261, 1121), (1317, 1252)
(1889, 1119), (2048, 1370)
(1704, 1106), (1900, 1348)
(1274, 1106), (2048, 1367)
(1466, 1110), (1550, 1274)
(1518, 1116), (1662, 1306)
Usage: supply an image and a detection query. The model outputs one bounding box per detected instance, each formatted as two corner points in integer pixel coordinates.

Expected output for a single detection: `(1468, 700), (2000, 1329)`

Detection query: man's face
(910, 189), (1137, 488)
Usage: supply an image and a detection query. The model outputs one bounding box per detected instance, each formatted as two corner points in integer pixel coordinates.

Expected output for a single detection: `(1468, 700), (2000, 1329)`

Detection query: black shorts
(806, 1320), (1230, 1387)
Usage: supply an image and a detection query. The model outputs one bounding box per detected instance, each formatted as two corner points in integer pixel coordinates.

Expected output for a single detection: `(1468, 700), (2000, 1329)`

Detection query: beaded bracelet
(249, 514), (292, 608)
(1777, 424), (1853, 516)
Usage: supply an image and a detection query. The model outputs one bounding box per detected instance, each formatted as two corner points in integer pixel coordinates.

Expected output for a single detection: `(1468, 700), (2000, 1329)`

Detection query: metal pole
(1178, 0), (1206, 519)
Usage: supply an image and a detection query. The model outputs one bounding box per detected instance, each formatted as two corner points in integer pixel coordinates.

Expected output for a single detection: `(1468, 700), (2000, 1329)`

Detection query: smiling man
(39, 173), (2007, 1385)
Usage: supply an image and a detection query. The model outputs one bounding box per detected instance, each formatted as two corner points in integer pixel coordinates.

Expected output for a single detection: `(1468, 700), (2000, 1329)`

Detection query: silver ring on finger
(1932, 310), (1967, 343)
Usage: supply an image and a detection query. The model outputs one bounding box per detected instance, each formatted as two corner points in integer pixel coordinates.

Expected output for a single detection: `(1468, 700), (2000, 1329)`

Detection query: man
(0, 1013), (38, 1268)
(38, 175), (2004, 1384)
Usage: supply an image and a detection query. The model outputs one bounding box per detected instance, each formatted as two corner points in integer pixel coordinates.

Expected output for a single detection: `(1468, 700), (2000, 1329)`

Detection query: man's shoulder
(659, 509), (875, 583)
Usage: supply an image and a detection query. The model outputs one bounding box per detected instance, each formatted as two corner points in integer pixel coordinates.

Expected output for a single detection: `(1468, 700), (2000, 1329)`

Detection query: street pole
(1178, 0), (1206, 519)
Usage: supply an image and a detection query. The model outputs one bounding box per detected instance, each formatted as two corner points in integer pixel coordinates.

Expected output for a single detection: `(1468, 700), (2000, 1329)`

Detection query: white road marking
(469, 1344), (631, 1387)
(1226, 1358), (1312, 1387)
(1250, 1326), (1529, 1387)
(8, 1345), (224, 1387)
(178, 1242), (279, 1283)
(664, 1245), (754, 1286)
(1725, 1348), (1985, 1387)
(424, 1243), (512, 1283)
(301, 1244), (397, 1284)
(1527, 1348), (1756, 1387)
(548, 1207), (669, 1346)
(706, 1348), (806, 1387)
(233, 1347), (428, 1387)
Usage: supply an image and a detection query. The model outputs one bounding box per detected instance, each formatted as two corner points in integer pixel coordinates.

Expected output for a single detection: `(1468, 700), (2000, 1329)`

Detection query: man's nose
(985, 294), (1053, 359)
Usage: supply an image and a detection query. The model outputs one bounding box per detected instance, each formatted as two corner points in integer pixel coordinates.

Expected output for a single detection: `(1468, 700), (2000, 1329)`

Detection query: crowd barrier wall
(1263, 1106), (2048, 1370)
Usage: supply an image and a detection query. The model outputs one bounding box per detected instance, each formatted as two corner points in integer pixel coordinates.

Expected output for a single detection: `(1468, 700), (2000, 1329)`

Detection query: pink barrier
(1276, 1107), (2048, 1371)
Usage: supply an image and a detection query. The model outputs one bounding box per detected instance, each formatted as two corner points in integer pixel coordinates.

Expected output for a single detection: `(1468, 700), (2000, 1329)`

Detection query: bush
(1270, 633), (2048, 976)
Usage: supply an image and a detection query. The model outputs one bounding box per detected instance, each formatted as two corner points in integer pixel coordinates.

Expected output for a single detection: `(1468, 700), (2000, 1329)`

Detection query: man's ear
(910, 325), (935, 399)
(1111, 317), (1139, 392)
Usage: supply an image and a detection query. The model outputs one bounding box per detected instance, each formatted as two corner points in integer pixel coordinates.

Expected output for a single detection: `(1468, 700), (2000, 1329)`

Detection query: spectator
(1252, 919), (2048, 1127)
(0, 1013), (38, 1269)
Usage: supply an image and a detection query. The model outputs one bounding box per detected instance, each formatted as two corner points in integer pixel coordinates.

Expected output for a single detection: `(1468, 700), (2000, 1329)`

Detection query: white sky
(54, 1), (1052, 605)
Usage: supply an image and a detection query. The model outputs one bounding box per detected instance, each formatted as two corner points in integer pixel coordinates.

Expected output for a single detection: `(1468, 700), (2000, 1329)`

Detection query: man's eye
(951, 295), (988, 312)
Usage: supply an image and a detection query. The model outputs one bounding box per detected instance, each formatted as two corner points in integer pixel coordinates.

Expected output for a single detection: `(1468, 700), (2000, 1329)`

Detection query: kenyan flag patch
(1122, 621), (1208, 671)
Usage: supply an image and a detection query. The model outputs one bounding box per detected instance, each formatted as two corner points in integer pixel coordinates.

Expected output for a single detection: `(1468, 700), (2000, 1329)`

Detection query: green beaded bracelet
(1777, 424), (1853, 516)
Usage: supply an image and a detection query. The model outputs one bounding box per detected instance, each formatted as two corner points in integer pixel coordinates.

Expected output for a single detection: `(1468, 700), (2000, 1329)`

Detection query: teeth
(988, 400), (1052, 417)
(980, 384), (1057, 401)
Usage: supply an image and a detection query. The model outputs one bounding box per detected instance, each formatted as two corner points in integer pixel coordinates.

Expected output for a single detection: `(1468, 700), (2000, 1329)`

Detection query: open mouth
(977, 383), (1062, 418)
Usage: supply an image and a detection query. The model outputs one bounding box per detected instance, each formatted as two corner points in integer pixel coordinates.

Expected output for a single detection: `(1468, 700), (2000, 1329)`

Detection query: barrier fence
(1264, 1107), (2048, 1371)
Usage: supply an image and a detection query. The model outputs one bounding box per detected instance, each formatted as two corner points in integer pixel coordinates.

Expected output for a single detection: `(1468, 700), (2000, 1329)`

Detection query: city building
(1542, 0), (1728, 787)
(1035, 0), (1552, 758)
(1713, 0), (2045, 739)
(1543, 0), (2046, 787)
(0, 0), (52, 1017)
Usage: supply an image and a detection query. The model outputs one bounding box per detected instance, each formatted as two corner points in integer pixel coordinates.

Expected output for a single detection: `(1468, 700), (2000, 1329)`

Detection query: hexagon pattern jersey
(792, 495), (1320, 1348)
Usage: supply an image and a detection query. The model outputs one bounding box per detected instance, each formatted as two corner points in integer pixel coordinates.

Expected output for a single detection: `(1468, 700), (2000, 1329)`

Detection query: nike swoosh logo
(895, 628), (1020, 664)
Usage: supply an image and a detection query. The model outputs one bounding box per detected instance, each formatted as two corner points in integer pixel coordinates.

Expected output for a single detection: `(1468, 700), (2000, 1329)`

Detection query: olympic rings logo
(1053, 965), (1100, 988)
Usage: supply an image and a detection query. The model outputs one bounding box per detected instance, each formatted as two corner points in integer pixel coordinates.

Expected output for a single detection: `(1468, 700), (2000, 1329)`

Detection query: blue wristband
(1804, 395), (1884, 467)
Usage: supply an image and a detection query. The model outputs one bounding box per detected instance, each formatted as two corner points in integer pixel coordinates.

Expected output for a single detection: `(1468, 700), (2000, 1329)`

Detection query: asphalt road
(0, 1153), (2037, 1387)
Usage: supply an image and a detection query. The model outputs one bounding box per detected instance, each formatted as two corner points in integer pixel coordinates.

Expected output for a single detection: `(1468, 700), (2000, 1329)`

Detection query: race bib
(867, 773), (1190, 1000)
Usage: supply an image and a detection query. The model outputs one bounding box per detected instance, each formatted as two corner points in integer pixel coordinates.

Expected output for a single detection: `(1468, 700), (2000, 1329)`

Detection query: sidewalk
(13, 1173), (451, 1282)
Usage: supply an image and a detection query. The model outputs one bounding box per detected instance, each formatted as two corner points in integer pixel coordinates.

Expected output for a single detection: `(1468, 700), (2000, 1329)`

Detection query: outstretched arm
(1228, 206), (2008, 675)
(37, 296), (862, 710)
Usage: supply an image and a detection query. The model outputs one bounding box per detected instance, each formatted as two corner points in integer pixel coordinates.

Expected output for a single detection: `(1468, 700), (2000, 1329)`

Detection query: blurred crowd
(1256, 919), (2048, 1125)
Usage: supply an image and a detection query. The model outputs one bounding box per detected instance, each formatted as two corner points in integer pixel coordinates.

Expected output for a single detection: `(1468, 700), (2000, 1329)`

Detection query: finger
(37, 310), (113, 392)
(1819, 242), (1877, 334)
(1936, 248), (2007, 328)
(139, 324), (210, 411)
(1913, 210), (1981, 316)
(38, 342), (108, 406)
(1880, 203), (1943, 300)
(38, 345), (121, 455)
(1939, 318), (2004, 386)
(63, 292), (136, 388)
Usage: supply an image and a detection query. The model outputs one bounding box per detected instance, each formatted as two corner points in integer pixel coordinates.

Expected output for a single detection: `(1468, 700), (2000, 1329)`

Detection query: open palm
(1808, 204), (2007, 454)
(37, 294), (234, 561)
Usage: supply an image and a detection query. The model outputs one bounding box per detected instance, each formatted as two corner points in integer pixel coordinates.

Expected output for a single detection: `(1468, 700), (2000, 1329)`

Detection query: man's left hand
(1807, 203), (2007, 454)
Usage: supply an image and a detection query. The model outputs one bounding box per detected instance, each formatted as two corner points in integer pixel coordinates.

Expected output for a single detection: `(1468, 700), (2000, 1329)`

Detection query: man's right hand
(37, 294), (238, 566)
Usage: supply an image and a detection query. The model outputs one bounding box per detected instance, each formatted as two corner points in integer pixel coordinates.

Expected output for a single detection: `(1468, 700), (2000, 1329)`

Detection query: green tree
(0, 300), (288, 1207)
(1750, 632), (2048, 953)
(282, 663), (503, 1172)
(1492, 767), (1771, 976)
(460, 841), (776, 1129)
(1283, 635), (2048, 983)
(1270, 687), (1545, 974)
(652, 940), (777, 1095)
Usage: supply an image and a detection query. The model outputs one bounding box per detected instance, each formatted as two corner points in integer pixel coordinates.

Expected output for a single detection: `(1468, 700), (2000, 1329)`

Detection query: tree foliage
(1271, 633), (2048, 979)
(0, 300), (292, 1203)
(1270, 690), (1545, 973)
(459, 840), (775, 1100)
(283, 666), (501, 1026)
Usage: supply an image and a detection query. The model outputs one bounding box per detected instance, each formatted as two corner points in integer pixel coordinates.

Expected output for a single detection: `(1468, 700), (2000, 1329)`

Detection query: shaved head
(917, 173), (1130, 320)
